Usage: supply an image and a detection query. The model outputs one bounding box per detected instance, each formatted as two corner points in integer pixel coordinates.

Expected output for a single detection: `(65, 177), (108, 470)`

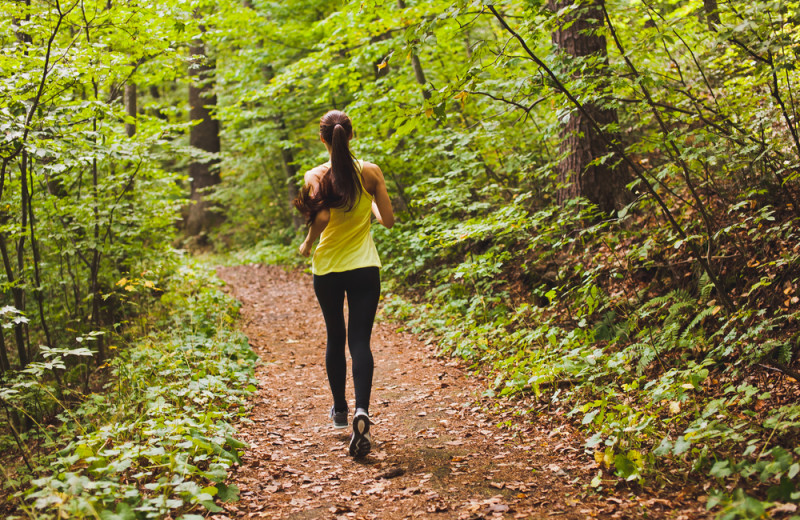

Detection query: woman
(293, 110), (394, 458)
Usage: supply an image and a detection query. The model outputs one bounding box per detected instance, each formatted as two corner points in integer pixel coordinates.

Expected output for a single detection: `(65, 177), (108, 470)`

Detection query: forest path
(215, 265), (698, 520)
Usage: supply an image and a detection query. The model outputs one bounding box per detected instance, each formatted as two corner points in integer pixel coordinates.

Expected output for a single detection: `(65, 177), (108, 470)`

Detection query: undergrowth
(370, 197), (800, 520)
(236, 184), (800, 520)
(0, 258), (256, 520)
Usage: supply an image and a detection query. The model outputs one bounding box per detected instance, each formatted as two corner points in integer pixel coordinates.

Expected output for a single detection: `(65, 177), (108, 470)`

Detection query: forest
(0, 0), (799, 518)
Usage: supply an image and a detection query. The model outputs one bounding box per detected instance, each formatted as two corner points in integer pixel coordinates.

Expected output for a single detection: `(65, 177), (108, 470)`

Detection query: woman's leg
(313, 273), (348, 413)
(344, 267), (380, 413)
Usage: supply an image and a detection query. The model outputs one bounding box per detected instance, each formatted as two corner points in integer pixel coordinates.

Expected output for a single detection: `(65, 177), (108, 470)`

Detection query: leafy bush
(2, 260), (256, 520)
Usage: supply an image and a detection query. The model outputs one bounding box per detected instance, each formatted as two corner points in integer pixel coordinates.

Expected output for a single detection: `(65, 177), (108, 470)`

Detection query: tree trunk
(398, 0), (431, 100)
(703, 0), (720, 30)
(0, 331), (9, 374)
(186, 26), (222, 238)
(0, 234), (27, 367)
(90, 111), (106, 363)
(16, 150), (30, 364)
(125, 82), (136, 137)
(548, 0), (631, 213)
(257, 62), (300, 230)
(277, 118), (303, 229)
(24, 155), (54, 354)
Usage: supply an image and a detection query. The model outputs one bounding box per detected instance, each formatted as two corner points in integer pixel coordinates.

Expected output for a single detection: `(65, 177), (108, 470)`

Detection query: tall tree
(125, 83), (137, 137)
(186, 23), (222, 238)
(703, 0), (721, 30)
(277, 118), (303, 228)
(548, 0), (630, 213)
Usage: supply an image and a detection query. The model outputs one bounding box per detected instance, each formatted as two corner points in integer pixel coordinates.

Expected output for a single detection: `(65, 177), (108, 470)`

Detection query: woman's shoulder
(304, 164), (329, 185)
(359, 161), (384, 180)
(358, 161), (383, 193)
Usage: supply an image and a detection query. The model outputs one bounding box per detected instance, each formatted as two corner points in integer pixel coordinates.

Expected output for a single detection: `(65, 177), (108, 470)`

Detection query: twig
(758, 363), (800, 382)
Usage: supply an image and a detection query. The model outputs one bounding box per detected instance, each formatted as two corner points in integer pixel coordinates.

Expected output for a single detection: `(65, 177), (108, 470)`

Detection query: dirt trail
(216, 265), (705, 520)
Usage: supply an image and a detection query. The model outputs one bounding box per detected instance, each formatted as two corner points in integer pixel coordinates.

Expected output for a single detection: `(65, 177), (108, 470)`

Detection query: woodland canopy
(1, 0), (799, 518)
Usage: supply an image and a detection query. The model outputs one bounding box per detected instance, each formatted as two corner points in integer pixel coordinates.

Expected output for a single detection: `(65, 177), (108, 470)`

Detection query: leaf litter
(216, 264), (709, 519)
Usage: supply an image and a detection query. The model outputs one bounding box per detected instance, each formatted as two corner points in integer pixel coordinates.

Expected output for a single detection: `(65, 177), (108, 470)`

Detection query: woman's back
(312, 160), (381, 275)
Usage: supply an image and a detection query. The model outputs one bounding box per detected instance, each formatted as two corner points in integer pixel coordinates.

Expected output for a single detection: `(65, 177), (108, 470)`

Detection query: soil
(215, 264), (710, 520)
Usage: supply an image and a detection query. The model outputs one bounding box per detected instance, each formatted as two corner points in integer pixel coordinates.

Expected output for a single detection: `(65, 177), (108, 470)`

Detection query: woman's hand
(298, 208), (330, 258)
(299, 239), (313, 257)
(371, 201), (384, 225)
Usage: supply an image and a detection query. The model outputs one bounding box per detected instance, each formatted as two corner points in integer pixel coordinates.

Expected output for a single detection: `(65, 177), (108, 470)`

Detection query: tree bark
(90, 112), (106, 363)
(0, 331), (9, 374)
(125, 82), (136, 137)
(186, 25), (222, 238)
(398, 0), (431, 100)
(0, 234), (27, 367)
(24, 155), (54, 354)
(277, 118), (303, 229)
(548, 0), (631, 213)
(16, 151), (30, 364)
(703, 0), (720, 31)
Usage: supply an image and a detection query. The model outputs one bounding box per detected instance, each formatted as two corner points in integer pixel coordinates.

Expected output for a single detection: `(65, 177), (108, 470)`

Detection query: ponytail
(293, 110), (362, 226)
(329, 122), (360, 211)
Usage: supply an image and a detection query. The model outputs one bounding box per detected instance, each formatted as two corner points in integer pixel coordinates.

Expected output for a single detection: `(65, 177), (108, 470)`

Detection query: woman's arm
(298, 166), (330, 257)
(299, 208), (330, 257)
(368, 165), (394, 229)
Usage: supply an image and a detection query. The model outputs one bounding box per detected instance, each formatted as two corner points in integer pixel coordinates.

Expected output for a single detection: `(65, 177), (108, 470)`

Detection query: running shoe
(330, 406), (348, 429)
(349, 410), (372, 458)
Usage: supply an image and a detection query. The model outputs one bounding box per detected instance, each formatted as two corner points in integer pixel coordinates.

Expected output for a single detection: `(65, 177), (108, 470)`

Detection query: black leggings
(313, 266), (380, 414)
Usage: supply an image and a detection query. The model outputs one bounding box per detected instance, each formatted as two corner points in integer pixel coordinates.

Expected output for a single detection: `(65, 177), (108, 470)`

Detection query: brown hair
(293, 110), (361, 226)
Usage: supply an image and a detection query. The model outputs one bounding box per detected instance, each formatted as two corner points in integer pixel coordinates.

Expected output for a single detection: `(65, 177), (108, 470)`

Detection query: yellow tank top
(312, 160), (382, 275)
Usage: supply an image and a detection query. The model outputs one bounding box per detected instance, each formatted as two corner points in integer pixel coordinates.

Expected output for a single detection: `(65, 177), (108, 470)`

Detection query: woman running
(293, 110), (394, 458)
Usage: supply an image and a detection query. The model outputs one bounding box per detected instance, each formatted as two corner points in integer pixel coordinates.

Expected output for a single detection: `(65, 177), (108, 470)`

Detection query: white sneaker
(349, 410), (372, 458)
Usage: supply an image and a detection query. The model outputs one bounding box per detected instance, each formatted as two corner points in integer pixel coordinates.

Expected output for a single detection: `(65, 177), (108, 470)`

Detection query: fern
(743, 339), (783, 365)
(634, 340), (658, 375)
(777, 342), (793, 365)
(683, 306), (715, 341)
(632, 290), (711, 374)
(641, 290), (688, 311)
(699, 271), (714, 300)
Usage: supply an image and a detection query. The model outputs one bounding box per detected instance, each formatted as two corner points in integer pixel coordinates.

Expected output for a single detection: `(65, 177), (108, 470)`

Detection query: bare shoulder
(304, 164), (329, 185)
(359, 161), (384, 194)
(361, 161), (386, 184)
(360, 161), (384, 178)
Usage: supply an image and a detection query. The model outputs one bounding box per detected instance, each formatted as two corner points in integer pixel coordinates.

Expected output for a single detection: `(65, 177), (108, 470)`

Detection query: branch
(486, 3), (734, 313)
(465, 90), (546, 114)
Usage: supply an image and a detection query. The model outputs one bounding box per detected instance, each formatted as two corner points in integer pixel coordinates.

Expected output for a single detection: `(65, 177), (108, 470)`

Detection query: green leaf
(653, 436), (672, 457)
(673, 436), (691, 455)
(100, 503), (135, 520)
(201, 486), (218, 497)
(225, 435), (248, 450)
(710, 460), (732, 479)
(201, 500), (224, 513)
(613, 453), (637, 480)
(202, 463), (229, 483)
(216, 483), (240, 503)
(581, 409), (600, 425)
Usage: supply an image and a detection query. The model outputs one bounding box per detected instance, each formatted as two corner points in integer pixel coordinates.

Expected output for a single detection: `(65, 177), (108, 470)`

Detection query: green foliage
(214, 0), (800, 513)
(2, 259), (256, 519)
(0, 0), (195, 434)
(4, 0), (800, 517)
